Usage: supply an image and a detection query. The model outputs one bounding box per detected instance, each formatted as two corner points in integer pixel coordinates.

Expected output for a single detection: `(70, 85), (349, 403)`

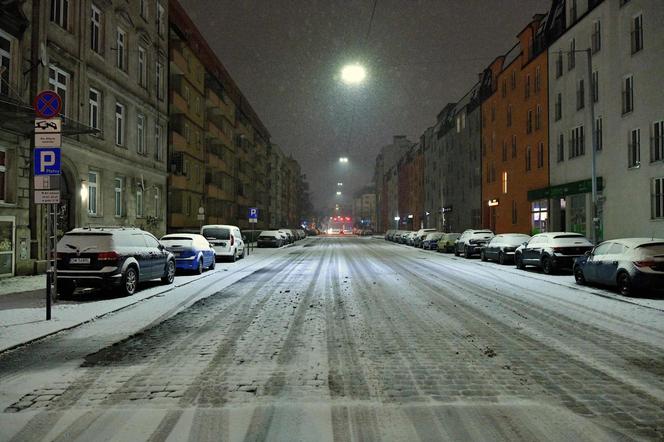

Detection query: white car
(201, 224), (245, 262)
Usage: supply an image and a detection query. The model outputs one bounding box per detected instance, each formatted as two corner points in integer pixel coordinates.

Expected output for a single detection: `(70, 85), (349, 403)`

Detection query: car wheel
(58, 281), (76, 298)
(121, 266), (138, 296)
(454, 246), (460, 257)
(542, 255), (555, 274)
(515, 254), (526, 270)
(230, 249), (237, 262)
(242, 247), (246, 259)
(498, 252), (506, 265)
(573, 265), (586, 285)
(464, 246), (472, 259)
(480, 250), (487, 261)
(196, 257), (203, 275)
(617, 272), (632, 296)
(161, 260), (175, 284)
(209, 257), (216, 270)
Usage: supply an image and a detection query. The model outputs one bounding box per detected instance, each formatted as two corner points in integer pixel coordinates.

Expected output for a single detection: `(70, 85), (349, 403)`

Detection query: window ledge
(627, 164), (641, 170)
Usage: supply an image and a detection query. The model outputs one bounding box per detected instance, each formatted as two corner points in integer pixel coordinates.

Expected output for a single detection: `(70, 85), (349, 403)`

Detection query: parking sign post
(248, 208), (258, 254)
(33, 91), (63, 320)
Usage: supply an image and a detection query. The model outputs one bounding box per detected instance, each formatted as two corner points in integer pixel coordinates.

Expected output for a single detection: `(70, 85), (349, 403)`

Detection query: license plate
(173, 252), (181, 257)
(70, 257), (90, 264)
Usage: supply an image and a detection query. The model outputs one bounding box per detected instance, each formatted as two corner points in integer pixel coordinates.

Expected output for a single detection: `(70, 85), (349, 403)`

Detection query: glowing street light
(339, 157), (349, 163)
(337, 182), (343, 186)
(336, 191), (342, 196)
(341, 64), (366, 85)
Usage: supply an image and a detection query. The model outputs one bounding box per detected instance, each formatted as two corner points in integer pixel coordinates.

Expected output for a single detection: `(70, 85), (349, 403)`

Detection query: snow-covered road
(1, 236), (663, 441)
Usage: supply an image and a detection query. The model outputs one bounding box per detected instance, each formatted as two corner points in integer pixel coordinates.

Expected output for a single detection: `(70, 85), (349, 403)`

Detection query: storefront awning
(0, 97), (100, 137)
(528, 177), (603, 201)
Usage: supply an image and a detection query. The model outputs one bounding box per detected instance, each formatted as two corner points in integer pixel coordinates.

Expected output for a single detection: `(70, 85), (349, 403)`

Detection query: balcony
(170, 90), (188, 114)
(170, 50), (187, 77)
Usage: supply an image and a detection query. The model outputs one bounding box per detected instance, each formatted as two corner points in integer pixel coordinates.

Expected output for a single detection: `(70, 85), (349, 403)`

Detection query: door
(595, 243), (624, 284)
(584, 242), (611, 283)
(235, 229), (244, 255)
(143, 234), (165, 279)
(0, 217), (14, 277)
(488, 236), (501, 259)
(523, 237), (541, 263)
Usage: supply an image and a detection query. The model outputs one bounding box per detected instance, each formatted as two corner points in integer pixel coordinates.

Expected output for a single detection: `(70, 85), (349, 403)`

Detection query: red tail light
(552, 247), (564, 253)
(230, 236), (234, 246)
(634, 260), (655, 268)
(57, 252), (64, 260)
(97, 251), (120, 262)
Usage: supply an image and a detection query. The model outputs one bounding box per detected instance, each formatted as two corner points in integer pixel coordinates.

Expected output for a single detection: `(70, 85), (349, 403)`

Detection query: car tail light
(97, 251), (120, 262)
(230, 236), (235, 246)
(552, 247), (564, 253)
(56, 252), (65, 260)
(634, 260), (656, 268)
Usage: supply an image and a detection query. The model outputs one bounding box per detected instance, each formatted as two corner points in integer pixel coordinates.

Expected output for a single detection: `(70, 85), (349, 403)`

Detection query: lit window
(502, 171), (508, 194)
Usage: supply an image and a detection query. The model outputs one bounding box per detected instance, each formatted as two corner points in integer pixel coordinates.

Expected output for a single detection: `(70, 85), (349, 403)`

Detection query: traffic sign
(33, 90), (62, 118)
(249, 207), (258, 219)
(34, 190), (60, 204)
(34, 175), (60, 190)
(249, 218), (257, 223)
(34, 148), (61, 175)
(34, 118), (62, 147)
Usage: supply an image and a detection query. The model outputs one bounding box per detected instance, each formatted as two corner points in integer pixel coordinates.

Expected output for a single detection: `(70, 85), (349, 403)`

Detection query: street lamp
(337, 182), (343, 186)
(393, 216), (400, 230)
(339, 157), (349, 163)
(336, 191), (342, 196)
(340, 64), (366, 85)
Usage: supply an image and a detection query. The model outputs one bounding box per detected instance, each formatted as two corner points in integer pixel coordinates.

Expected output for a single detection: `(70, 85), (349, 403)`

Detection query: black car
(480, 233), (531, 264)
(573, 238), (664, 296)
(57, 227), (176, 297)
(515, 232), (593, 274)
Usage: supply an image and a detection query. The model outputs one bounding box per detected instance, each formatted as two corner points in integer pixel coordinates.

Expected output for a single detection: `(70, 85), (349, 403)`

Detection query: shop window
(569, 194), (586, 236)
(0, 217), (14, 276)
(531, 200), (548, 235)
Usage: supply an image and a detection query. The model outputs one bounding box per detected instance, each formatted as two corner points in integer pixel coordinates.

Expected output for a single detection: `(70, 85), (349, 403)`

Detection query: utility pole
(586, 48), (599, 245)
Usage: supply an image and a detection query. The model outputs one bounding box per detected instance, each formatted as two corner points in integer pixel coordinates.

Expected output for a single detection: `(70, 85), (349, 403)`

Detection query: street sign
(197, 214), (205, 221)
(33, 90), (62, 119)
(34, 190), (60, 204)
(249, 218), (257, 223)
(34, 175), (60, 190)
(34, 118), (62, 147)
(34, 148), (61, 175)
(249, 207), (258, 219)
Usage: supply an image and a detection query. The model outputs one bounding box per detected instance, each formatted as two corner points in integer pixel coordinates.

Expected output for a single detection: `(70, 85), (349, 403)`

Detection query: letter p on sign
(34, 148), (61, 175)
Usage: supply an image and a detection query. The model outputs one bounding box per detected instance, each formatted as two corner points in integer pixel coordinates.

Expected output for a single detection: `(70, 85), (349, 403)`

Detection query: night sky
(179, 0), (551, 213)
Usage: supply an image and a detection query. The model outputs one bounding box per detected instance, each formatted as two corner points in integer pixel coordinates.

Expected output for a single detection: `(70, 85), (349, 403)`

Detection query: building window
(48, 65), (69, 117)
(155, 123), (164, 161)
(576, 79), (585, 110)
(652, 121), (664, 162)
(570, 0), (577, 23)
(622, 75), (634, 114)
(154, 188), (161, 217)
(501, 79), (507, 97)
(525, 74), (530, 98)
(138, 47), (147, 87)
(535, 104), (542, 130)
(511, 135), (517, 158)
(502, 140), (507, 162)
(491, 105), (496, 122)
(115, 102), (125, 146)
(511, 71), (516, 90)
(555, 51), (563, 78)
(0, 148), (6, 202)
(136, 187), (144, 217)
(595, 117), (603, 151)
(531, 200), (548, 234)
(89, 88), (100, 130)
(90, 4), (102, 53)
(628, 128), (640, 168)
(50, 0), (69, 30)
(557, 133), (565, 162)
(526, 110), (533, 133)
(140, 0), (148, 20)
(511, 200), (517, 225)
(591, 20), (601, 54)
(537, 142), (544, 168)
(114, 177), (123, 217)
(88, 171), (98, 215)
(592, 71), (599, 103)
(137, 114), (145, 154)
(535, 66), (541, 93)
(0, 31), (12, 97)
(116, 28), (126, 71)
(568, 39), (576, 70)
(183, 85), (190, 105)
(555, 93), (562, 121)
(502, 171), (508, 194)
(157, 3), (166, 37)
(653, 177), (664, 219)
(184, 122), (190, 143)
(525, 146), (532, 171)
(631, 14), (643, 54)
(195, 96), (201, 115)
(156, 62), (164, 100)
(506, 105), (512, 127)
(570, 125), (585, 159)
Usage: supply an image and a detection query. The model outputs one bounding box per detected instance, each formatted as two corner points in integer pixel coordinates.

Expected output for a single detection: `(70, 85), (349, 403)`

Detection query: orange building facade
(481, 16), (550, 235)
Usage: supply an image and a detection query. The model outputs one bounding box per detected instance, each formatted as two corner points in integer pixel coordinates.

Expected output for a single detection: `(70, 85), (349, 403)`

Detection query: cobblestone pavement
(1, 237), (664, 441)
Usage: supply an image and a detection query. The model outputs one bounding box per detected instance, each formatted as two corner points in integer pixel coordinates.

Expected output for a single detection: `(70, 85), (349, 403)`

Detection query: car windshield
(202, 228), (230, 240)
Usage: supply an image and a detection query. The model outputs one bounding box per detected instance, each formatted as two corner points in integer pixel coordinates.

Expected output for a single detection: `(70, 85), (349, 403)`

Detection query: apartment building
(397, 143), (424, 230)
(543, 0), (664, 240)
(373, 135), (412, 232)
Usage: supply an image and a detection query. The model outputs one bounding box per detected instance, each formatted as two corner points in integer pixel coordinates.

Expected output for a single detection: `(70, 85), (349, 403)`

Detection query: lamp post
(393, 216), (400, 230)
(586, 48), (599, 245)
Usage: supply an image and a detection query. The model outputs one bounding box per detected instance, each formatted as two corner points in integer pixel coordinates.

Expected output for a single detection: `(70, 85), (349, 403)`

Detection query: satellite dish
(39, 43), (49, 67)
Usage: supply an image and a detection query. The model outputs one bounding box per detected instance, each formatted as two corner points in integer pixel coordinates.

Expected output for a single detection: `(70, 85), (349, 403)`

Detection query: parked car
(480, 233), (531, 264)
(279, 229), (295, 243)
(455, 229), (495, 258)
(296, 229), (306, 239)
(160, 233), (216, 274)
(413, 228), (437, 247)
(57, 227), (175, 297)
(422, 232), (444, 250)
(257, 230), (284, 248)
(385, 230), (395, 240)
(405, 231), (418, 245)
(573, 238), (664, 296)
(436, 233), (461, 253)
(515, 232), (593, 274)
(201, 224), (246, 262)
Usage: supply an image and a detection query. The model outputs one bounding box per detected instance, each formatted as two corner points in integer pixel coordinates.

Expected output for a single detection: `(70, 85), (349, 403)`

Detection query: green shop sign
(528, 177), (603, 201)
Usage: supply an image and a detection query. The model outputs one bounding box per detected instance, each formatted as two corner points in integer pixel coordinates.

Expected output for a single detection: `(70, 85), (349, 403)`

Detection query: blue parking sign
(34, 148), (61, 175)
(249, 207), (258, 219)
